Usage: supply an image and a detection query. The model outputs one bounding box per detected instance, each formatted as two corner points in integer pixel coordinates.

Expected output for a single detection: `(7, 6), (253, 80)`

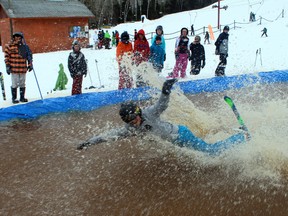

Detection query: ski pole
(95, 59), (104, 88)
(0, 72), (6, 100)
(254, 49), (258, 67)
(32, 68), (43, 100)
(86, 59), (95, 89)
(259, 48), (263, 66)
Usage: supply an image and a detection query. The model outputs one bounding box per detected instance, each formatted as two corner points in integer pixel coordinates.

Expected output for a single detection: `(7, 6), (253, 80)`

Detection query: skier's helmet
(119, 102), (142, 123)
(155, 25), (163, 34)
(223, 25), (230, 31)
(12, 32), (23, 38)
(194, 35), (201, 42)
(121, 31), (130, 42)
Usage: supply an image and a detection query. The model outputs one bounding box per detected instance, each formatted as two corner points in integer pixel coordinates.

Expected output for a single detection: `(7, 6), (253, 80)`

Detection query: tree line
(79, 0), (217, 28)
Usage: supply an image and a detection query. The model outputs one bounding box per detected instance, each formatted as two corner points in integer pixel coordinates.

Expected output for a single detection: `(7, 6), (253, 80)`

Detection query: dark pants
(72, 75), (83, 95)
(215, 54), (227, 76)
(190, 58), (201, 75)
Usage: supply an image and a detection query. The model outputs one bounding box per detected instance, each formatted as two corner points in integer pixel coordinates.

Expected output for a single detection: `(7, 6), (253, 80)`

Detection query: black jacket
(189, 42), (205, 61)
(68, 51), (87, 78)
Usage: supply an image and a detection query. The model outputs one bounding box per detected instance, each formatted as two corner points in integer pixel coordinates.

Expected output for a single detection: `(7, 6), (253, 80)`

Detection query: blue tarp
(0, 70), (287, 122)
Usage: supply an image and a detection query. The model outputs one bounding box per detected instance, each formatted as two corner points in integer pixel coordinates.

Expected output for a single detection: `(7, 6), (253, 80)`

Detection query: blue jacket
(149, 42), (165, 68)
(151, 35), (166, 54)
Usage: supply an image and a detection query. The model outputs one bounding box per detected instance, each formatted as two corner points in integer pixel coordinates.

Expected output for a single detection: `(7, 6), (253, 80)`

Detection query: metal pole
(218, 0), (220, 29)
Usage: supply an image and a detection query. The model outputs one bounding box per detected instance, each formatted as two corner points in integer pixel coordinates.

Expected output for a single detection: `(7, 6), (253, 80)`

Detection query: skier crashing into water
(77, 79), (250, 154)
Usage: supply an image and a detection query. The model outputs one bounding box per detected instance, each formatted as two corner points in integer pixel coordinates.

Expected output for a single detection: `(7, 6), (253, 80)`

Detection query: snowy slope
(0, 0), (287, 108)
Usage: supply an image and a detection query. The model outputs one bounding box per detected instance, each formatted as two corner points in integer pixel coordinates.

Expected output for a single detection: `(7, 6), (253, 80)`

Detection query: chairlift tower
(212, 0), (228, 29)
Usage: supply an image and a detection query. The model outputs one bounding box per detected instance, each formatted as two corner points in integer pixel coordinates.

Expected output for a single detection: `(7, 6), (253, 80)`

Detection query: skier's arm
(77, 127), (130, 150)
(146, 79), (178, 116)
(67, 54), (75, 77)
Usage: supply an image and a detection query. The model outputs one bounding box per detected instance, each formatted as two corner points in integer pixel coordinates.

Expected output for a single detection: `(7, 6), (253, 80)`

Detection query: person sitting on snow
(77, 79), (250, 154)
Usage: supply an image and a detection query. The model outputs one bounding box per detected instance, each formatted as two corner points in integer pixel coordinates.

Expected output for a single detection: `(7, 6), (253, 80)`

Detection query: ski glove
(162, 78), (178, 95)
(201, 60), (205, 68)
(6, 65), (11, 75)
(27, 65), (33, 72)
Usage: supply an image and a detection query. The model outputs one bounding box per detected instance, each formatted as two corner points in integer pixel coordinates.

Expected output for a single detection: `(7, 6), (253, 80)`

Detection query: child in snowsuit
(116, 31), (133, 90)
(171, 27), (190, 78)
(151, 25), (166, 62)
(133, 29), (150, 87)
(149, 36), (165, 73)
(53, 63), (68, 91)
(189, 35), (205, 75)
(68, 40), (87, 95)
(214, 25), (229, 76)
(77, 79), (249, 155)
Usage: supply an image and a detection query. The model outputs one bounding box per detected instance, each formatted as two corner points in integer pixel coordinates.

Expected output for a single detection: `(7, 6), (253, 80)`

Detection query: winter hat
(137, 29), (145, 36)
(155, 35), (162, 41)
(119, 102), (142, 123)
(72, 40), (81, 50)
(194, 35), (201, 42)
(223, 25), (230, 31)
(180, 27), (189, 35)
(13, 32), (23, 38)
(155, 25), (163, 34)
(121, 31), (130, 42)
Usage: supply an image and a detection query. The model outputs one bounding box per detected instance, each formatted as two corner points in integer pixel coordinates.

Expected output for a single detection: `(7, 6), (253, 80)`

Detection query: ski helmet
(121, 31), (130, 42)
(194, 35), (201, 42)
(12, 32), (23, 38)
(223, 25), (230, 31)
(119, 102), (142, 123)
(155, 25), (163, 34)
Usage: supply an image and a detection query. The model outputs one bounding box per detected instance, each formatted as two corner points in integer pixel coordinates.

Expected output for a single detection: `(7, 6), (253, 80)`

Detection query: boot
(11, 87), (19, 104)
(20, 87), (28, 102)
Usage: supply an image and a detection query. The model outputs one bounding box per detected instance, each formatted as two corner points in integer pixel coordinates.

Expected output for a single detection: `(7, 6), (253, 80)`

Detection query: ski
(0, 72), (6, 100)
(224, 96), (251, 139)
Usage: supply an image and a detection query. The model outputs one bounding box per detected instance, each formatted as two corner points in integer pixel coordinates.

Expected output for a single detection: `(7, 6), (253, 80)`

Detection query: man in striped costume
(5, 32), (33, 104)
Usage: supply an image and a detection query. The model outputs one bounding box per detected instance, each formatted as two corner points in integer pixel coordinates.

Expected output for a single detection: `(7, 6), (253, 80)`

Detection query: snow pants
(172, 53), (189, 78)
(215, 54), (227, 76)
(118, 64), (133, 90)
(11, 73), (26, 88)
(190, 58), (202, 75)
(71, 75), (83, 95)
(174, 125), (245, 154)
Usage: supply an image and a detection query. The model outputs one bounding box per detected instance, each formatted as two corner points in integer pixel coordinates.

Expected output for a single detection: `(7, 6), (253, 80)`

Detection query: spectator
(116, 31), (133, 90)
(134, 29), (137, 41)
(115, 30), (120, 47)
(133, 29), (150, 87)
(68, 40), (87, 95)
(53, 63), (68, 91)
(151, 25), (166, 62)
(111, 31), (116, 47)
(214, 25), (229, 76)
(93, 30), (98, 49)
(170, 27), (190, 78)
(149, 35), (165, 73)
(189, 35), (205, 75)
(4, 32), (33, 104)
(104, 30), (111, 49)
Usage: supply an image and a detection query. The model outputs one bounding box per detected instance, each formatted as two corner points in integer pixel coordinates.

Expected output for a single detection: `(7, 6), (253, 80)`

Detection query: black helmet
(223, 25), (230, 31)
(121, 31), (130, 42)
(119, 102), (142, 123)
(13, 32), (23, 38)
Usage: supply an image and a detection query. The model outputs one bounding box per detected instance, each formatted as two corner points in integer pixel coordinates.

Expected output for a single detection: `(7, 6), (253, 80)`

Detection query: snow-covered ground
(0, 0), (287, 108)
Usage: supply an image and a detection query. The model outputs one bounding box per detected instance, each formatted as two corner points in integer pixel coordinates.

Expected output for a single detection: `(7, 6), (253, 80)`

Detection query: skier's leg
(180, 54), (188, 78)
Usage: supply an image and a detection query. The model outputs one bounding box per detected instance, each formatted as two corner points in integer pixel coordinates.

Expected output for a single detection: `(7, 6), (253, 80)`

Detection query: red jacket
(133, 29), (150, 65)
